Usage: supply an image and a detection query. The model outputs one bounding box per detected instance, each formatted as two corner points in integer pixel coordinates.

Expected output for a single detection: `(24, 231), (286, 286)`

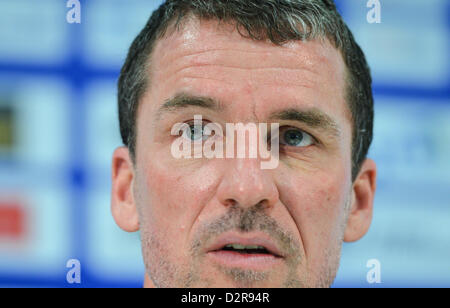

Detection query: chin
(192, 266), (294, 288)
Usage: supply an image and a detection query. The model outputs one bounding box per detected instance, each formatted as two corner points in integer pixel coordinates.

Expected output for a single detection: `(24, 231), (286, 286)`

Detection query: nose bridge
(216, 156), (279, 209)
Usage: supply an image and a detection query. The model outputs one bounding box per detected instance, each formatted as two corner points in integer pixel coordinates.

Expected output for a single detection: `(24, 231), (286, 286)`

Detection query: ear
(344, 158), (377, 242)
(111, 147), (139, 232)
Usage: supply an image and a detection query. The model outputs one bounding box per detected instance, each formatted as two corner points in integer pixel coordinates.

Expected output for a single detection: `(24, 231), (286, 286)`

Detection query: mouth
(221, 244), (274, 255)
(206, 233), (284, 270)
(217, 243), (282, 257)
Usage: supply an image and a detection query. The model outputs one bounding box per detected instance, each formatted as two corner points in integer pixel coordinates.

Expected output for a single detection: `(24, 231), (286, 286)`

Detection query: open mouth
(205, 233), (284, 269)
(207, 240), (283, 270)
(220, 244), (273, 255)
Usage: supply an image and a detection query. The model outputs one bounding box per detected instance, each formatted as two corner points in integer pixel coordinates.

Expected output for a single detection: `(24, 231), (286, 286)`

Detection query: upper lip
(206, 232), (284, 258)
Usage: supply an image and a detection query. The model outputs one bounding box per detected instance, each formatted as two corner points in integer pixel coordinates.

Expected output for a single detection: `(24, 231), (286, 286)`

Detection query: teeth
(225, 244), (265, 250)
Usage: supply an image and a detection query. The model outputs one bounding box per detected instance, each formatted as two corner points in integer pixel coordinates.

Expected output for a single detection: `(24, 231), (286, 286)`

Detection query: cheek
(278, 166), (350, 256)
(306, 173), (345, 217)
(136, 158), (222, 244)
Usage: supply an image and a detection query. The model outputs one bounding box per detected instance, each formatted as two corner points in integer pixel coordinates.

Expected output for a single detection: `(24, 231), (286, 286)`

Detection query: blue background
(0, 0), (449, 288)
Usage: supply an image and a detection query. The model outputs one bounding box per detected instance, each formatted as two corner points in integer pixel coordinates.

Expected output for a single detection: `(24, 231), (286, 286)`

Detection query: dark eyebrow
(157, 92), (223, 120)
(269, 108), (341, 137)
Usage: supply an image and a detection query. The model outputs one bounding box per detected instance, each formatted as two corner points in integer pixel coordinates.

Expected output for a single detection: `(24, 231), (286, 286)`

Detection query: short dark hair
(118, 0), (373, 181)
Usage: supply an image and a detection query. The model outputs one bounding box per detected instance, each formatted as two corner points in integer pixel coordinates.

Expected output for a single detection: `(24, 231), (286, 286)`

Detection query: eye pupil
(189, 125), (203, 140)
(284, 130), (303, 146)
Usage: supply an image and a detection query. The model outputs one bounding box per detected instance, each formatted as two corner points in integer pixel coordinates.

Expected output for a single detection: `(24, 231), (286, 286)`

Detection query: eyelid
(185, 119), (211, 126)
(277, 125), (319, 146)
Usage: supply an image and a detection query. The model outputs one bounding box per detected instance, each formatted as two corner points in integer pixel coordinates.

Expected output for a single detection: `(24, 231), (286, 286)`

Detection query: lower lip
(207, 250), (283, 270)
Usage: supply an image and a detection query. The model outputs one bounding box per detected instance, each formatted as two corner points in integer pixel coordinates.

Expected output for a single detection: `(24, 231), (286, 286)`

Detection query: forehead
(146, 17), (349, 122)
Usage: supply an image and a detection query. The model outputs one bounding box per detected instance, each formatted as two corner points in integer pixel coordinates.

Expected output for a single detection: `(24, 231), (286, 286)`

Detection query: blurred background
(0, 0), (449, 288)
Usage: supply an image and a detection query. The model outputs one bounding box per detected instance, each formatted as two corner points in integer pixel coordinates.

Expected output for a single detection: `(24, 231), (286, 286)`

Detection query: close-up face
(112, 17), (376, 288)
(5, 0), (450, 291)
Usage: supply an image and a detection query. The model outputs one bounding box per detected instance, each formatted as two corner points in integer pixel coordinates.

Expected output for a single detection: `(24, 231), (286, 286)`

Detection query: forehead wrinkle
(158, 48), (322, 82)
(152, 41), (340, 99)
(176, 75), (316, 91)
(152, 25), (333, 76)
(150, 17), (345, 90)
(156, 49), (322, 90)
(159, 66), (318, 93)
(169, 62), (321, 78)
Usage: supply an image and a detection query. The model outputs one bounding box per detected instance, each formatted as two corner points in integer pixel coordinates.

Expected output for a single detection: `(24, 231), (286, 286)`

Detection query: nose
(216, 157), (279, 209)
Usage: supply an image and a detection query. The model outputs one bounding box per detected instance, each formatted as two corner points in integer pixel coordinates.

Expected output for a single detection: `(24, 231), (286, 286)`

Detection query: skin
(111, 17), (377, 288)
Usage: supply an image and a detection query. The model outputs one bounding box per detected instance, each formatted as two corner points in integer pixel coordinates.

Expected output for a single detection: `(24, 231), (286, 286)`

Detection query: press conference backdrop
(0, 0), (449, 288)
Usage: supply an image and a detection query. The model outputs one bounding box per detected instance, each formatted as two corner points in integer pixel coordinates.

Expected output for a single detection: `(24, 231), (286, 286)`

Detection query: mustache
(190, 203), (300, 257)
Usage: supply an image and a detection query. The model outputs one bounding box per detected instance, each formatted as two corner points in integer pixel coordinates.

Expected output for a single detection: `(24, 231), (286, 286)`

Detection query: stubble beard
(140, 194), (351, 288)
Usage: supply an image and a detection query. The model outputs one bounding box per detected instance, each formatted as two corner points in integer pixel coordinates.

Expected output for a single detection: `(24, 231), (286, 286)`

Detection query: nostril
(224, 199), (237, 207)
(222, 198), (272, 209)
(255, 199), (270, 209)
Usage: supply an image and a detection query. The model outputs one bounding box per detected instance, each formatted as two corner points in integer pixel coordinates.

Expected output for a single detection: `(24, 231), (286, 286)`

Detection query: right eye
(181, 122), (210, 141)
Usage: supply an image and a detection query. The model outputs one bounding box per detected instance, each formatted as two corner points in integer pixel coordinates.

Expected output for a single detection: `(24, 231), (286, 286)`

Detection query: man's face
(129, 18), (357, 287)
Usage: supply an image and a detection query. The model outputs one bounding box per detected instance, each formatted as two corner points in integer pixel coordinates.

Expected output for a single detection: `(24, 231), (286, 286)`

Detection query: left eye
(279, 127), (314, 147)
